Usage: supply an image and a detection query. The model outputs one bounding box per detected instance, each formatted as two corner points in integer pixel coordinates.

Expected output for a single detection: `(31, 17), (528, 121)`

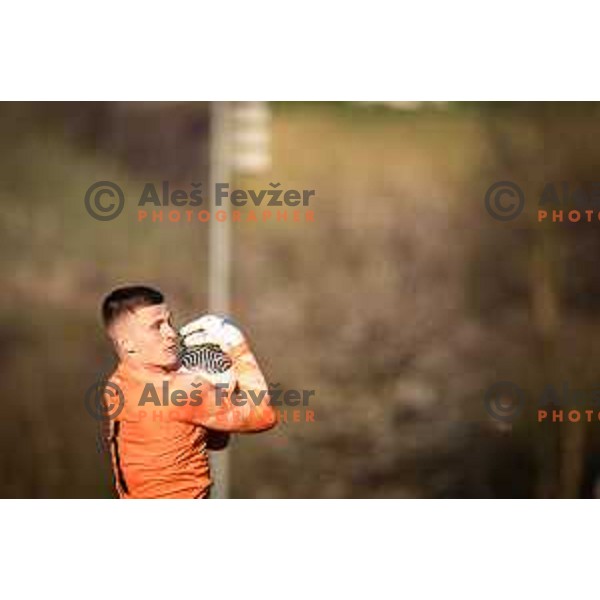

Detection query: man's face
(116, 303), (179, 368)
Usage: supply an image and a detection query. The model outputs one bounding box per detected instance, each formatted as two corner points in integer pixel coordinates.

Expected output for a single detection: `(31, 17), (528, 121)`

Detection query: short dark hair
(101, 285), (164, 329)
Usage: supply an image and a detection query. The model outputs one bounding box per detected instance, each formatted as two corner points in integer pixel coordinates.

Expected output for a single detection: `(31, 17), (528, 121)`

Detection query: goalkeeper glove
(177, 314), (245, 387)
(179, 314), (247, 353)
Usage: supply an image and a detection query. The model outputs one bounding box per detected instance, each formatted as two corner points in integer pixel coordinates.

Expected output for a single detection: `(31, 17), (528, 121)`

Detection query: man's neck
(121, 355), (178, 377)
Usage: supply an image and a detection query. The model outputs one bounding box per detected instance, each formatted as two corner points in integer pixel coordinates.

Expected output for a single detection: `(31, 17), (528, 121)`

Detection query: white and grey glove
(178, 314), (245, 387)
(179, 314), (246, 353)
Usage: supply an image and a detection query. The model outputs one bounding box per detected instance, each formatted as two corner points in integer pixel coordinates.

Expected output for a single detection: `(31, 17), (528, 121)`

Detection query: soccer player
(100, 285), (276, 498)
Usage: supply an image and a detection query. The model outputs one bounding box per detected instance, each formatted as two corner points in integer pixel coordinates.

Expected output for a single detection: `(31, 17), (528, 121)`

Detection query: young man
(101, 285), (276, 499)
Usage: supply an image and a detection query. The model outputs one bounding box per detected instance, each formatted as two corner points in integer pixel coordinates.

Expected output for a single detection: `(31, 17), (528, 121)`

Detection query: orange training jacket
(106, 341), (275, 499)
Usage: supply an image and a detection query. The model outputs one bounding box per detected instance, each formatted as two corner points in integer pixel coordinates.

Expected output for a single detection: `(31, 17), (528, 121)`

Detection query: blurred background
(1, 101), (600, 498)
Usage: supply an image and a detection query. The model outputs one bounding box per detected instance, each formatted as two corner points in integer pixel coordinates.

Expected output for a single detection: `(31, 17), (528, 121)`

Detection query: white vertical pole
(208, 101), (232, 498)
(207, 101), (271, 498)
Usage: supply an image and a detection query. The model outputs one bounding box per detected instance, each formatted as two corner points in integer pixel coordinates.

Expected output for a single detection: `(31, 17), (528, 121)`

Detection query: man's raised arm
(170, 361), (276, 432)
(174, 314), (277, 432)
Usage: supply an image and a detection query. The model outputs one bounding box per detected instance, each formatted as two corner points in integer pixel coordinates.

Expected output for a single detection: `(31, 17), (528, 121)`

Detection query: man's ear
(107, 327), (133, 358)
(108, 316), (137, 356)
(116, 337), (136, 355)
